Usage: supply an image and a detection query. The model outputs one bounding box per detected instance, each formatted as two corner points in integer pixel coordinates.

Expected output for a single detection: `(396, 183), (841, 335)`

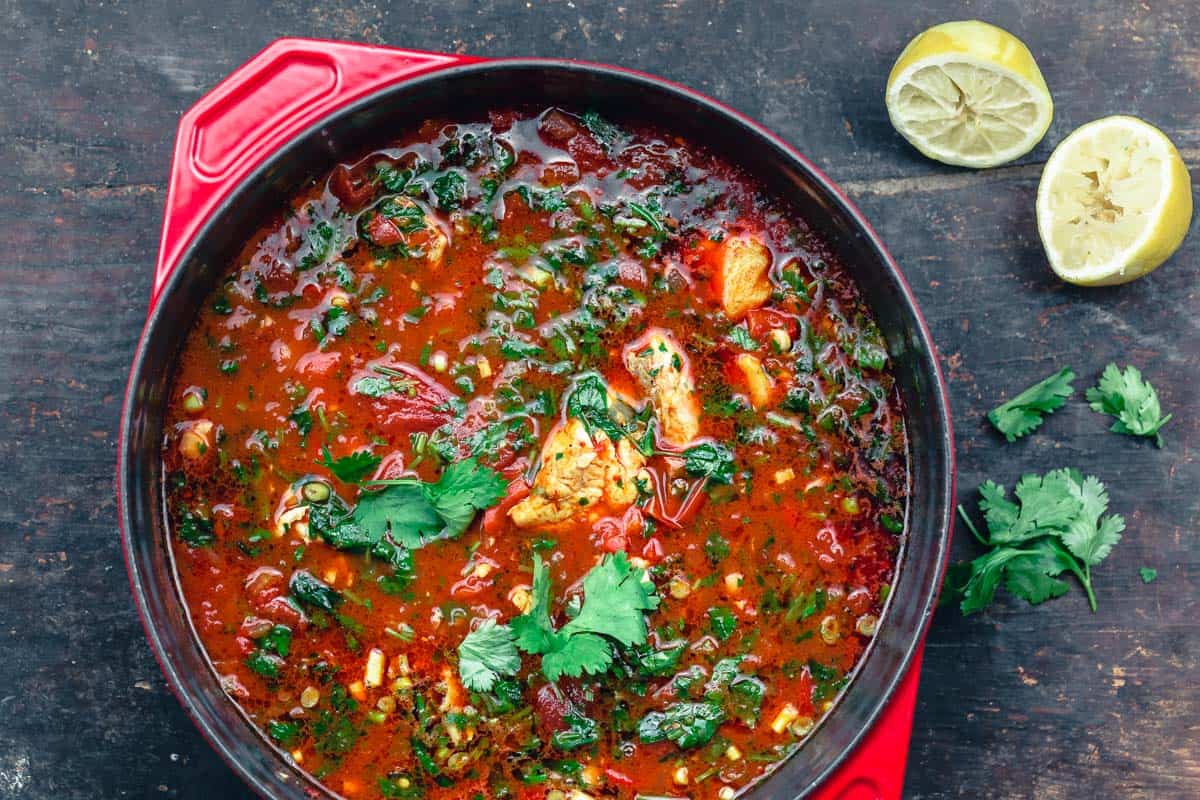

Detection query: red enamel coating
(153, 39), (480, 304)
(151, 37), (929, 800)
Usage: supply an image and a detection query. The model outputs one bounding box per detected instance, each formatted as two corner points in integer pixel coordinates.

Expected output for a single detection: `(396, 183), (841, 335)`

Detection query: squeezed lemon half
(886, 20), (1053, 168)
(1036, 116), (1193, 286)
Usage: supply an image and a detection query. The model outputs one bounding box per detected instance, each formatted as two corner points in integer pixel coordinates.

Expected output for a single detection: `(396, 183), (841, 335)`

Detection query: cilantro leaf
(580, 110), (625, 152)
(1086, 363), (1171, 447)
(542, 634), (615, 681)
(552, 709), (599, 751)
(957, 546), (1031, 615)
(706, 606), (738, 641)
(266, 720), (302, 746)
(1139, 567), (1157, 584)
(245, 650), (282, 678)
(560, 551), (660, 646)
(510, 554), (557, 654)
(981, 471), (1083, 545)
(429, 458), (509, 538)
(431, 170), (467, 211)
(317, 446), (382, 483)
(354, 483), (444, 548)
(457, 619), (521, 692)
(511, 552), (660, 681)
(1059, 469), (1124, 567)
(261, 625), (293, 658)
(352, 457), (506, 550)
(1001, 538), (1072, 605)
(987, 367), (1075, 442)
(289, 570), (343, 611)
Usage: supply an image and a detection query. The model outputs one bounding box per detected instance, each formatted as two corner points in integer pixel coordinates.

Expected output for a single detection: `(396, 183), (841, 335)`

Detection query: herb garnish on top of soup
(162, 107), (906, 800)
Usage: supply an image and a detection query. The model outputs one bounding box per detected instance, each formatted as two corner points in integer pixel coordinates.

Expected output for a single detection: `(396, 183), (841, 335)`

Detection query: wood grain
(0, 1), (1196, 798)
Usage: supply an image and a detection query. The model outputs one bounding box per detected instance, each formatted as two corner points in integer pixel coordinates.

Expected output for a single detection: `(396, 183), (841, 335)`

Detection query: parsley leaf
(987, 367), (1075, 442)
(317, 446), (382, 483)
(457, 619), (521, 692)
(951, 468), (1124, 614)
(1086, 363), (1171, 447)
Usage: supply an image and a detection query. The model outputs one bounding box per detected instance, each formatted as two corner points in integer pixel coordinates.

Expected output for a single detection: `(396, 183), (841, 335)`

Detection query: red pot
(119, 38), (955, 800)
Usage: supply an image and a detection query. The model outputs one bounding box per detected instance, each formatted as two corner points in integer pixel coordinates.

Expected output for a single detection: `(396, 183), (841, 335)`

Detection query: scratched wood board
(0, 1), (1195, 798)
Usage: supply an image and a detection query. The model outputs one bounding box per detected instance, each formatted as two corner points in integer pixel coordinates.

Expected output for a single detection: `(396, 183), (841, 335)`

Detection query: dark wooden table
(2, 1), (1197, 797)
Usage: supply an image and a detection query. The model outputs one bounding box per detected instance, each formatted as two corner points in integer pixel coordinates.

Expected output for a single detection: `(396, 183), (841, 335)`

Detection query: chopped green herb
(638, 701), (725, 749)
(987, 368), (1075, 442)
(681, 442), (736, 485)
(1086, 363), (1171, 447)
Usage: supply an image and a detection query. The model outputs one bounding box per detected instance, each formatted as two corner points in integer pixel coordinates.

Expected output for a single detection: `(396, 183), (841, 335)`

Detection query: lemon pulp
(886, 21), (1053, 168)
(1036, 116), (1192, 286)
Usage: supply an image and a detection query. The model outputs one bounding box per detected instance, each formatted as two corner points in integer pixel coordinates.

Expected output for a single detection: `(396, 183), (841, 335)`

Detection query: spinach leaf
(289, 570), (343, 611)
(637, 701), (725, 748)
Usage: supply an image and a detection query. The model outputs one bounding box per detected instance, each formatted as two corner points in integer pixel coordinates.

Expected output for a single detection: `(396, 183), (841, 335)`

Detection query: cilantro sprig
(987, 367), (1075, 442)
(359, 457), (507, 549)
(950, 468), (1125, 614)
(512, 552), (660, 681)
(309, 457), (505, 560)
(456, 553), (661, 691)
(1086, 363), (1171, 447)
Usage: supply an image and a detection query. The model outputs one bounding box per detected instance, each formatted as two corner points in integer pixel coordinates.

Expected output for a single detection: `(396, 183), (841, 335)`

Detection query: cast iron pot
(119, 39), (955, 800)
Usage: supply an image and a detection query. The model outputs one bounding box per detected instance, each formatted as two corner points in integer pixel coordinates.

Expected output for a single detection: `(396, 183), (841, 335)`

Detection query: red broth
(161, 108), (907, 800)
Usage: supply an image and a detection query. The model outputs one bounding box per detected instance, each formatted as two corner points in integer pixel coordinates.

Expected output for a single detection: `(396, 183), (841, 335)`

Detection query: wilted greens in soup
(162, 107), (907, 800)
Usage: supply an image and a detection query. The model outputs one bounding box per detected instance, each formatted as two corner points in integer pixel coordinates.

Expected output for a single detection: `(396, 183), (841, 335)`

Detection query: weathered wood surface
(1, 1), (1196, 797)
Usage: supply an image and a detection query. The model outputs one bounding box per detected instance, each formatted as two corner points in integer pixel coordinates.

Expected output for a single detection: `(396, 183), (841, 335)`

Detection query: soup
(161, 107), (907, 799)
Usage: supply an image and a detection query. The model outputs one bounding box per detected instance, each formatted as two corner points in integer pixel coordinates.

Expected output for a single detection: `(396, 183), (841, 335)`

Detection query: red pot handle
(153, 38), (480, 305)
(808, 643), (926, 800)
